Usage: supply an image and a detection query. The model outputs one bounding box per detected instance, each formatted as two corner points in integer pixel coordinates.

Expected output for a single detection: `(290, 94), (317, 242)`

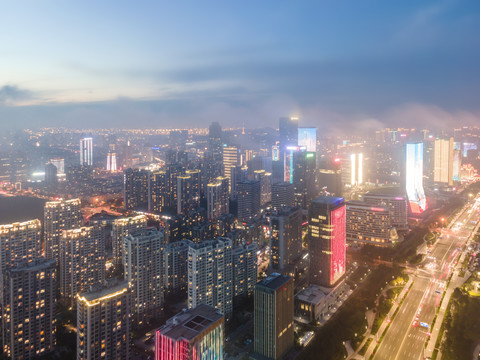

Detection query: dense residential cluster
(0, 121), (479, 359)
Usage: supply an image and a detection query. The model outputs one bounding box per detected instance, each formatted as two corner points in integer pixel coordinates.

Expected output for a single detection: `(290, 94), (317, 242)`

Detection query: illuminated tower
(80, 137), (93, 166)
(308, 196), (346, 287)
(177, 170), (201, 215)
(207, 176), (229, 220)
(298, 127), (317, 152)
(155, 304), (224, 360)
(223, 146), (240, 192)
(404, 143), (428, 214)
(433, 138), (454, 185)
(236, 180), (261, 223)
(111, 215), (147, 268)
(44, 198), (82, 263)
(106, 151), (117, 172)
(279, 117), (299, 160)
(123, 168), (150, 210)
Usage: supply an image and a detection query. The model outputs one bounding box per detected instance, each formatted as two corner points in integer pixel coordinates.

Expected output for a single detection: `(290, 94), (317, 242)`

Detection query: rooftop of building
(257, 272), (292, 291)
(158, 304), (223, 341)
(295, 285), (326, 305)
(77, 280), (129, 304)
(364, 187), (406, 198)
(311, 196), (344, 207)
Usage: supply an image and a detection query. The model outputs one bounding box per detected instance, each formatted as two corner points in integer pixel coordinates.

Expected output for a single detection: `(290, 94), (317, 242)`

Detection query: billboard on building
(298, 127), (317, 152)
(330, 205), (346, 284)
(406, 143), (427, 214)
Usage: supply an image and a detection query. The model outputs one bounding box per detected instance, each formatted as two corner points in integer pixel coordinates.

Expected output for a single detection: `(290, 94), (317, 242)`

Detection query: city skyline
(1, 1), (480, 132)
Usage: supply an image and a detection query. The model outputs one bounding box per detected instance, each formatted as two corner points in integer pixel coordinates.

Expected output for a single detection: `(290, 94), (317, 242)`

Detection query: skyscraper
(308, 196), (346, 287)
(271, 182), (295, 210)
(253, 170), (272, 207)
(207, 176), (229, 220)
(433, 137), (454, 185)
(270, 207), (303, 270)
(284, 147), (316, 208)
(237, 180), (261, 223)
(3, 259), (57, 360)
(155, 304), (224, 360)
(342, 153), (363, 187)
(44, 162), (58, 189)
(177, 169), (201, 215)
(254, 273), (294, 360)
(80, 137), (93, 166)
(148, 170), (167, 213)
(164, 239), (194, 295)
(232, 242), (258, 298)
(44, 198), (82, 263)
(298, 127), (317, 152)
(60, 226), (105, 305)
(106, 151), (117, 172)
(223, 146), (240, 192)
(111, 215), (148, 268)
(405, 143), (428, 214)
(188, 238), (233, 318)
(123, 168), (150, 210)
(279, 117), (299, 160)
(77, 281), (130, 360)
(123, 229), (164, 323)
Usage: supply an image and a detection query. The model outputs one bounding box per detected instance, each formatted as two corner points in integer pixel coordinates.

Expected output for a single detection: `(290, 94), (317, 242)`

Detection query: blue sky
(1, 0), (479, 132)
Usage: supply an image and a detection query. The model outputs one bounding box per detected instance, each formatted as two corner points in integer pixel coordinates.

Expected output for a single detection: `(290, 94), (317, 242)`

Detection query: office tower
(272, 145), (280, 161)
(223, 146), (240, 192)
(123, 168), (150, 210)
(346, 201), (397, 246)
(203, 151), (224, 192)
(77, 281), (130, 360)
(209, 122), (223, 160)
(308, 196), (346, 287)
(80, 137), (93, 166)
(123, 229), (164, 323)
(148, 170), (167, 213)
(3, 259), (56, 360)
(254, 273), (294, 360)
(60, 226), (105, 305)
(231, 165), (248, 198)
(44, 162), (58, 188)
(363, 193), (408, 231)
(342, 153), (363, 187)
(298, 127), (317, 152)
(155, 304), (224, 360)
(50, 157), (65, 175)
(433, 138), (454, 185)
(165, 239), (194, 295)
(405, 143), (428, 214)
(207, 176), (229, 220)
(177, 169), (201, 215)
(271, 182), (295, 210)
(106, 151), (117, 172)
(44, 198), (82, 263)
(188, 238), (233, 318)
(237, 180), (261, 223)
(285, 147), (316, 208)
(270, 207), (302, 270)
(233, 243), (258, 298)
(253, 170), (272, 207)
(271, 159), (284, 185)
(318, 157), (342, 196)
(165, 163), (184, 211)
(279, 117), (299, 161)
(111, 215), (147, 268)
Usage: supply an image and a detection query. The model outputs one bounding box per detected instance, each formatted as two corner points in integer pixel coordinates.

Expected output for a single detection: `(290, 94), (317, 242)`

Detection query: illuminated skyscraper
(232, 242), (257, 298)
(124, 229), (164, 323)
(342, 153), (363, 187)
(60, 226), (105, 305)
(308, 196), (346, 287)
(155, 304), (224, 360)
(77, 281), (130, 360)
(148, 170), (167, 213)
(271, 182), (295, 210)
(123, 168), (150, 210)
(253, 170), (272, 207)
(237, 180), (261, 223)
(405, 143), (428, 214)
(284, 147), (316, 208)
(80, 137), (93, 166)
(44, 198), (82, 263)
(106, 151), (117, 172)
(207, 176), (229, 220)
(223, 146), (240, 192)
(50, 157), (65, 175)
(254, 273), (294, 360)
(3, 259), (56, 360)
(433, 138), (454, 185)
(270, 207), (302, 270)
(279, 117), (299, 160)
(111, 215), (147, 268)
(177, 170), (201, 215)
(298, 127), (317, 152)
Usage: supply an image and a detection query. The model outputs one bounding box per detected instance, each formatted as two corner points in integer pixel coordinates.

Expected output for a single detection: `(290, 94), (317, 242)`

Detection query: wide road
(373, 195), (480, 360)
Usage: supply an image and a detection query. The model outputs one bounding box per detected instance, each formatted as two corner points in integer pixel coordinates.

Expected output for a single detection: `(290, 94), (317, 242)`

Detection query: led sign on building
(298, 127), (317, 152)
(330, 205), (346, 284)
(405, 143), (427, 214)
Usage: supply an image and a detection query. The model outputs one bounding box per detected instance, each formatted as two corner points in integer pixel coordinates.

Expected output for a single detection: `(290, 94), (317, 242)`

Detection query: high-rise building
(232, 242), (257, 298)
(254, 273), (294, 360)
(165, 163), (184, 212)
(298, 127), (317, 153)
(271, 182), (295, 210)
(155, 304), (224, 360)
(188, 238), (233, 318)
(60, 226), (105, 305)
(123, 229), (164, 323)
(50, 157), (65, 175)
(148, 170), (167, 213)
(253, 170), (272, 207)
(342, 153), (364, 187)
(308, 196), (346, 287)
(123, 168), (150, 210)
(346, 201), (397, 246)
(272, 145), (280, 161)
(77, 281), (130, 360)
(44, 198), (82, 263)
(80, 137), (93, 166)
(270, 207), (303, 270)
(405, 143), (428, 214)
(111, 215), (148, 268)
(44, 162), (58, 189)
(237, 180), (261, 223)
(177, 170), (201, 215)
(164, 239), (194, 295)
(279, 117), (299, 161)
(284, 147), (316, 208)
(317, 157), (342, 196)
(223, 146), (240, 192)
(230, 164), (248, 198)
(433, 138), (454, 185)
(207, 176), (229, 220)
(209, 122), (223, 160)
(106, 151), (117, 172)
(3, 259), (57, 360)
(363, 193), (408, 231)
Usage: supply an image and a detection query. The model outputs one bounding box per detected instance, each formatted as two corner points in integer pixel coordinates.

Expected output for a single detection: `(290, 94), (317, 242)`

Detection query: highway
(373, 195), (480, 360)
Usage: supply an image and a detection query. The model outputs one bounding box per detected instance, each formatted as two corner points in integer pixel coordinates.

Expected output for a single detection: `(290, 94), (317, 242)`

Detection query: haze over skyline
(1, 0), (479, 132)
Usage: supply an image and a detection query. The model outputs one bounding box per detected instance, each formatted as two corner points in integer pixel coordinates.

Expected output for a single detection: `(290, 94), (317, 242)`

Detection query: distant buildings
(254, 273), (294, 360)
(155, 304), (224, 360)
(308, 196), (346, 287)
(80, 137), (93, 166)
(44, 198), (82, 263)
(123, 168), (150, 210)
(77, 281), (130, 360)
